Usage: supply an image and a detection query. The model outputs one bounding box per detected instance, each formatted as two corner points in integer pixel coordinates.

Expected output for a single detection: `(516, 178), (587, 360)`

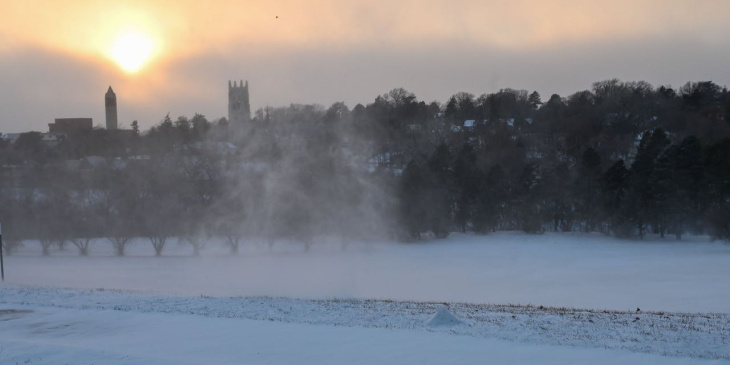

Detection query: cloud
(3, 1), (730, 61)
(1, 1), (729, 132)
(2, 35), (728, 134)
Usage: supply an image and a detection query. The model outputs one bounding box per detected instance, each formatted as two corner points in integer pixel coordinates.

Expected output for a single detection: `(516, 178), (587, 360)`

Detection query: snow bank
(1, 286), (728, 360)
(2, 304), (721, 365)
(428, 305), (462, 326)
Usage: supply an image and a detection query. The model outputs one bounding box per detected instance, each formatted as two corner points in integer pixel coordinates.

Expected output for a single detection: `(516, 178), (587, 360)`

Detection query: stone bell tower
(228, 80), (251, 123)
(105, 86), (118, 130)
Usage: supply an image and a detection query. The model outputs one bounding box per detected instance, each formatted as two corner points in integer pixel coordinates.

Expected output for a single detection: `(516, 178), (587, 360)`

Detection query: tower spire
(105, 86), (118, 130)
(228, 79), (251, 123)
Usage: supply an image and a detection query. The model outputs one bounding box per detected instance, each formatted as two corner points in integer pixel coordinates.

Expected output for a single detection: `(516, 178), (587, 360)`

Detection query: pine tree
(627, 129), (670, 238)
(528, 91), (542, 110)
(603, 159), (630, 237)
(704, 139), (730, 241)
(426, 143), (454, 238)
(400, 159), (429, 239)
(673, 136), (705, 235)
(453, 143), (480, 232)
(651, 145), (678, 238)
(473, 165), (505, 233)
(514, 163), (542, 233)
(575, 148), (603, 231)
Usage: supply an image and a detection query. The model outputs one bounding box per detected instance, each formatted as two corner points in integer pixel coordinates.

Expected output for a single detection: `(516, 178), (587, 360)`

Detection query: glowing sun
(109, 30), (155, 73)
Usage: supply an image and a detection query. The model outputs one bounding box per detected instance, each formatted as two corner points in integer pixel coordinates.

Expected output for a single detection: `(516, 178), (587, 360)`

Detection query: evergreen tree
(575, 147), (603, 231)
(673, 136), (705, 235)
(514, 163), (542, 233)
(400, 159), (429, 239)
(704, 139), (730, 241)
(473, 165), (505, 233)
(651, 145), (678, 238)
(603, 160), (630, 237)
(426, 143), (454, 238)
(627, 129), (670, 238)
(528, 91), (542, 110)
(541, 162), (574, 232)
(453, 143), (480, 232)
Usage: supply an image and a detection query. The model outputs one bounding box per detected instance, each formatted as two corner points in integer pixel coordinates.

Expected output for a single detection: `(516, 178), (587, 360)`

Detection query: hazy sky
(1, 0), (729, 132)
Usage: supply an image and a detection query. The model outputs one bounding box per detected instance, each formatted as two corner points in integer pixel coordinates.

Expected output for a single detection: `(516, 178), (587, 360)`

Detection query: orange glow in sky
(108, 29), (157, 74)
(1, 0), (729, 133)
(4, 0), (729, 70)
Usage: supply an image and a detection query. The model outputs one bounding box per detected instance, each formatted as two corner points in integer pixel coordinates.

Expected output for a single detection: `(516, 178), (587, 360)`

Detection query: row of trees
(400, 133), (730, 240)
(0, 109), (394, 255)
(1, 79), (729, 256)
(348, 80), (730, 240)
(389, 80), (730, 240)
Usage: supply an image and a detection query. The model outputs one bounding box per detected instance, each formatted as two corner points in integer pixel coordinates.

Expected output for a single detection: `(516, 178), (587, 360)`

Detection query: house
(64, 156), (107, 171)
(41, 133), (60, 147)
(48, 118), (93, 134)
(0, 133), (21, 143)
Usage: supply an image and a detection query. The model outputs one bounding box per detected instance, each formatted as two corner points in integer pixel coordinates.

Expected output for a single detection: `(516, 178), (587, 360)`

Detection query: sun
(109, 30), (155, 73)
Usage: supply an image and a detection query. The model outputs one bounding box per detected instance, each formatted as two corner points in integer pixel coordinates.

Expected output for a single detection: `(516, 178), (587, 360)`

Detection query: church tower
(105, 86), (118, 130)
(228, 80), (251, 123)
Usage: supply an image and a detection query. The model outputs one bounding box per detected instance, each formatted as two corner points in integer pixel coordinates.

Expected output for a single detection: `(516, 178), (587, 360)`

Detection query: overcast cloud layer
(1, 0), (729, 132)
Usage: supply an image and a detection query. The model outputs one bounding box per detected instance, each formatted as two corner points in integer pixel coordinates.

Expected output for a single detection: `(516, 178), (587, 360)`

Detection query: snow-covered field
(1, 232), (729, 364)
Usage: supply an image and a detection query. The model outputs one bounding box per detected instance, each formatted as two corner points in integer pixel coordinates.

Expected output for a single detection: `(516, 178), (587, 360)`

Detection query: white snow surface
(1, 232), (729, 363)
(428, 305), (463, 326)
(1, 304), (724, 365)
(1, 287), (728, 363)
(3, 232), (729, 313)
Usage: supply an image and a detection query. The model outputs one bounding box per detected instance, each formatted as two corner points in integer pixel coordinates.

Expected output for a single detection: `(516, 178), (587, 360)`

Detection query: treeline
(1, 79), (730, 256)
(400, 132), (730, 240)
(0, 111), (393, 255)
(381, 80), (730, 240)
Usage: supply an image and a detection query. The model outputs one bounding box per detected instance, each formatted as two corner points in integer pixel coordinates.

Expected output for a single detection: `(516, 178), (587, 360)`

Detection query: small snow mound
(428, 306), (462, 327)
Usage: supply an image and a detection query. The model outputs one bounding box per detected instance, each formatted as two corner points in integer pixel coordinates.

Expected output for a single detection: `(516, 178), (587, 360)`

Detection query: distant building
(0, 164), (24, 187)
(105, 86), (118, 130)
(0, 133), (21, 143)
(48, 118), (93, 134)
(41, 133), (60, 147)
(228, 80), (251, 123)
(63, 156), (109, 182)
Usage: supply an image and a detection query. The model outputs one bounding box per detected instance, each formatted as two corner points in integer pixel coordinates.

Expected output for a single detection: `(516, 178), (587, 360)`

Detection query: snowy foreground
(1, 232), (729, 364)
(1, 287), (729, 363)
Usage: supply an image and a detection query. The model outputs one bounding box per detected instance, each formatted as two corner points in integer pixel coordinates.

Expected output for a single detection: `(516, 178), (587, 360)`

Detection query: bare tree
(69, 189), (104, 256)
(40, 239), (54, 256)
(141, 186), (178, 257)
(182, 232), (207, 256)
(70, 237), (92, 256)
(108, 234), (132, 256)
(1, 239), (22, 256)
(148, 235), (168, 256)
